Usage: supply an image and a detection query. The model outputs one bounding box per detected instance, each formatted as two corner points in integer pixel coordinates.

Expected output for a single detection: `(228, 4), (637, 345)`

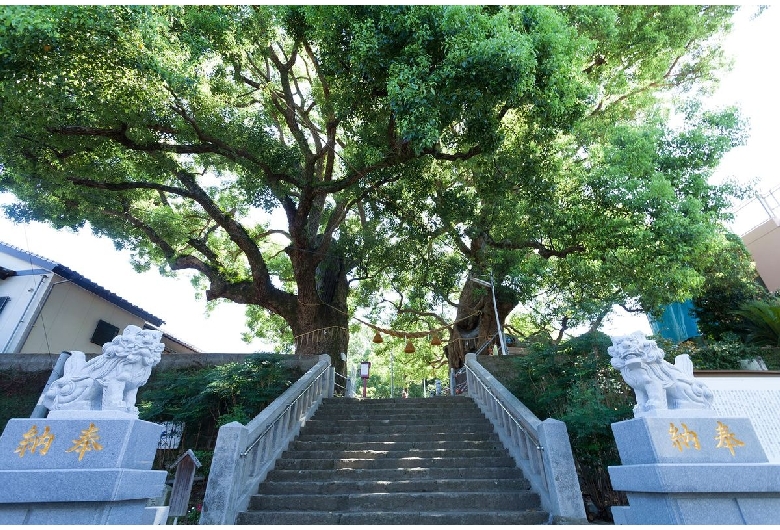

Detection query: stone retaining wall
(0, 352), (320, 373)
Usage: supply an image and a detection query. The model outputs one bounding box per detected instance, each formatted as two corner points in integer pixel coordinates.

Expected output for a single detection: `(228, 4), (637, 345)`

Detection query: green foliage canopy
(0, 5), (594, 364)
(137, 355), (301, 447)
(0, 5), (745, 366)
(691, 232), (773, 341)
(352, 5), (745, 354)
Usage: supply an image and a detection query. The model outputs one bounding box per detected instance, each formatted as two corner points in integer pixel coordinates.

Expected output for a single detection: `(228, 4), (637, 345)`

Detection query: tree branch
(485, 233), (586, 259)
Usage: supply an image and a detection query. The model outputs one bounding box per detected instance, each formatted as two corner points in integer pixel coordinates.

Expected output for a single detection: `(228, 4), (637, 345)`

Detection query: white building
(732, 185), (780, 293)
(0, 241), (200, 354)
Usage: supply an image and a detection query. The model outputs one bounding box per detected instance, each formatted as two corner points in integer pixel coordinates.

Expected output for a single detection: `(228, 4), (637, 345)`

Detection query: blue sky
(1, 6), (778, 352)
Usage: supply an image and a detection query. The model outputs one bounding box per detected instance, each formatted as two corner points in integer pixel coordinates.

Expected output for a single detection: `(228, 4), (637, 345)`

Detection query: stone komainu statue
(608, 331), (714, 418)
(43, 325), (164, 416)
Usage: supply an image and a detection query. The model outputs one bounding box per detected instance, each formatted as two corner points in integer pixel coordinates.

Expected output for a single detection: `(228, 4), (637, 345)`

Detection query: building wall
(20, 274), (148, 355)
(1, 246), (200, 355)
(742, 218), (780, 293)
(159, 335), (200, 354)
(0, 255), (54, 353)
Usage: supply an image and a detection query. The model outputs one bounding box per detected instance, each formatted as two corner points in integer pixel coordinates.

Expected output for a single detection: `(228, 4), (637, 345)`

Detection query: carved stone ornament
(43, 325), (164, 417)
(608, 331), (715, 418)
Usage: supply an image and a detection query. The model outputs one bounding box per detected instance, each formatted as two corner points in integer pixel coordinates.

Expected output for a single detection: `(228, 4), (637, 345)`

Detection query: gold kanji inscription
(66, 423), (103, 461)
(669, 422), (701, 452)
(715, 421), (745, 456)
(14, 425), (56, 457)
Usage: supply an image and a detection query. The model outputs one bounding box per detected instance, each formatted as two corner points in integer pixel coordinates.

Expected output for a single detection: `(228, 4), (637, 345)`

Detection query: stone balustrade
(465, 353), (586, 522)
(199, 354), (333, 525)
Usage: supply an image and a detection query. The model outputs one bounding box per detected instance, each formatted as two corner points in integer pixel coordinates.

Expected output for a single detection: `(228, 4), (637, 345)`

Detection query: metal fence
(730, 184), (780, 236)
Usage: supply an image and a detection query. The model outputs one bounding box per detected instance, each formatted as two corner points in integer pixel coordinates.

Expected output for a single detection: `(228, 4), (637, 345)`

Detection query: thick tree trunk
(292, 303), (349, 378)
(445, 278), (517, 370)
(288, 251), (350, 380)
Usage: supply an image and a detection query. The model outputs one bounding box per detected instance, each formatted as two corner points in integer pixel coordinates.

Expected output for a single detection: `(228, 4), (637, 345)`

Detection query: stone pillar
(0, 414), (167, 524)
(609, 415), (780, 525)
(606, 332), (780, 525)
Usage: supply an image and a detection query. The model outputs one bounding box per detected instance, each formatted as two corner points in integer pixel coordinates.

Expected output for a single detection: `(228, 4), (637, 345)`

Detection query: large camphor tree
(0, 5), (744, 373)
(351, 5), (745, 369)
(0, 5), (590, 373)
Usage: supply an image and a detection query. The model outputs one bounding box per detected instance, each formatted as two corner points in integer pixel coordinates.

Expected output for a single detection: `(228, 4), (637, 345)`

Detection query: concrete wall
(742, 217), (780, 292)
(697, 370), (780, 462)
(0, 352), (320, 374)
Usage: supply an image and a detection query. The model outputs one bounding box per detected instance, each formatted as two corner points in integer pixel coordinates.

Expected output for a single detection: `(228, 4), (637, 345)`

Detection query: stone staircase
(236, 396), (549, 525)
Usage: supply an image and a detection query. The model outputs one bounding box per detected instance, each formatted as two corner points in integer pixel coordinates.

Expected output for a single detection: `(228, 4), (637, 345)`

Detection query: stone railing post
(537, 418), (586, 522)
(198, 422), (247, 525)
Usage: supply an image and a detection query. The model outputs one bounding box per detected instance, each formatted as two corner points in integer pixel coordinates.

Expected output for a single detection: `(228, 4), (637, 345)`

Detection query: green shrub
(137, 354), (304, 467)
(658, 335), (780, 370)
(0, 369), (49, 432)
(734, 300), (780, 347)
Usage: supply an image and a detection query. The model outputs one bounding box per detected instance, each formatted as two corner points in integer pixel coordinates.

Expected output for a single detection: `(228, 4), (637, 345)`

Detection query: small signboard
(168, 449), (202, 518)
(360, 361), (371, 379)
(158, 421), (184, 450)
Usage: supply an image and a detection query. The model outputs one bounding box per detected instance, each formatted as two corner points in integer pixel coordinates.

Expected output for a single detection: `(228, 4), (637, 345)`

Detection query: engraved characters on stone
(14, 425), (55, 457)
(667, 421), (745, 456)
(13, 423), (104, 460)
(715, 421), (746, 456)
(66, 423), (103, 461)
(669, 422), (700, 451)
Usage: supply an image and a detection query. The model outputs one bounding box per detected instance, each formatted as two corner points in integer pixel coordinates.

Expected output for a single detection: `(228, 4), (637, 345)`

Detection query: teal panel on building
(648, 300), (700, 343)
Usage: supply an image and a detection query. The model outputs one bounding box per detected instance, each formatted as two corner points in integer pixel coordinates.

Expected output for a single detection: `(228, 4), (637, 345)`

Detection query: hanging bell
(404, 337), (416, 353)
(430, 331), (442, 346)
(372, 331), (384, 344)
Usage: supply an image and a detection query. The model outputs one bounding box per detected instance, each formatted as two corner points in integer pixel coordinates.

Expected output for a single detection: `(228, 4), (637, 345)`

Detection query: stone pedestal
(0, 417), (166, 524)
(609, 416), (780, 525)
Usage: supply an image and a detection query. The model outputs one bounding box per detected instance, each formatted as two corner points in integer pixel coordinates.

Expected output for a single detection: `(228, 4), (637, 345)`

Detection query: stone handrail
(199, 354), (333, 525)
(465, 353), (586, 522)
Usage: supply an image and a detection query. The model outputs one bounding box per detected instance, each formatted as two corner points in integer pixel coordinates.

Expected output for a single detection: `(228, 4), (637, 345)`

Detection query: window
(0, 266), (16, 280)
(90, 319), (119, 346)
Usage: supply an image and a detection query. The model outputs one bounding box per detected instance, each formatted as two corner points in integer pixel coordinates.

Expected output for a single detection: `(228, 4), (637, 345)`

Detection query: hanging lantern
(372, 331), (384, 344)
(430, 331), (442, 346)
(404, 337), (416, 353)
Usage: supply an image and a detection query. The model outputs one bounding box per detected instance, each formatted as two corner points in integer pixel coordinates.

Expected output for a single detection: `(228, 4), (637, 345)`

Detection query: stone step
(257, 477), (531, 495)
(314, 401), (483, 412)
(311, 413), (484, 422)
(264, 465), (527, 482)
(299, 420), (494, 435)
(288, 439), (505, 452)
(237, 509), (550, 525)
(307, 413), (486, 423)
(281, 447), (507, 460)
(321, 397), (473, 405)
(294, 431), (499, 444)
(246, 490), (541, 512)
(316, 399), (479, 413)
(237, 396), (547, 525)
(273, 455), (517, 470)
(314, 410), (487, 423)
